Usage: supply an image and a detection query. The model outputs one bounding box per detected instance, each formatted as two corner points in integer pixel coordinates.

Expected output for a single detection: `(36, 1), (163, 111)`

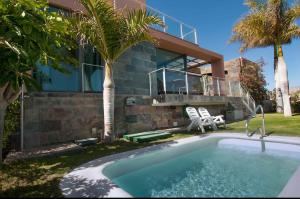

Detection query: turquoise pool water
(103, 138), (300, 197)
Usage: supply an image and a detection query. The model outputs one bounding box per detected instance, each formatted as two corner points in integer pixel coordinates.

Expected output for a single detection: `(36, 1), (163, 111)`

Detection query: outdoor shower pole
(20, 84), (24, 151)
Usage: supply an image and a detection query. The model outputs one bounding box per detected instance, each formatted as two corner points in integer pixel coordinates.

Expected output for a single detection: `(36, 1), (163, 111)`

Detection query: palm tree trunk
(277, 45), (292, 117)
(0, 103), (7, 166)
(103, 62), (115, 142)
(274, 46), (283, 113)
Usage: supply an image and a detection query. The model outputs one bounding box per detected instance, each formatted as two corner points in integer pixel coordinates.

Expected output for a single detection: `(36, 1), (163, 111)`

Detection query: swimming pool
(60, 133), (300, 198)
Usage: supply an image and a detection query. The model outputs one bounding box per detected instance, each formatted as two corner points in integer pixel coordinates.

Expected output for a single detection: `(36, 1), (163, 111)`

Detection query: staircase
(239, 84), (256, 114)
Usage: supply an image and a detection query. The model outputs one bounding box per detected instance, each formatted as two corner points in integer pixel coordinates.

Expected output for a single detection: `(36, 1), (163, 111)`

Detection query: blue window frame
(35, 45), (103, 93)
(34, 6), (104, 93)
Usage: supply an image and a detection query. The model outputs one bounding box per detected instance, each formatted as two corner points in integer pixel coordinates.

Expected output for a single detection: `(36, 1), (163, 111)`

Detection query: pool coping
(59, 133), (300, 198)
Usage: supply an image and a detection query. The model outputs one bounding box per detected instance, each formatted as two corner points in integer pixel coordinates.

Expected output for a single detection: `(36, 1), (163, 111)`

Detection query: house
(22, 0), (250, 149)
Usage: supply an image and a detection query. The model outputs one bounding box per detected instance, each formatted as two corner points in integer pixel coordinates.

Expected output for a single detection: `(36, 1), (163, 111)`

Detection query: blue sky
(147, 0), (300, 90)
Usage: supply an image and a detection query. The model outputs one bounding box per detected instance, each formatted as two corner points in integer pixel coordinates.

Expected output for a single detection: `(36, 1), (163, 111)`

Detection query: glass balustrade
(149, 68), (245, 98)
(113, 0), (198, 44)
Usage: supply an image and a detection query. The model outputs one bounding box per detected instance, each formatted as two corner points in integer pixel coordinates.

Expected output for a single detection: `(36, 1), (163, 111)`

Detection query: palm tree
(74, 0), (163, 141)
(230, 0), (300, 117)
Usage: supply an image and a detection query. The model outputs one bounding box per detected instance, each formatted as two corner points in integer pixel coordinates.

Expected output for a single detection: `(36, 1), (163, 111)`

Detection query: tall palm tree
(74, 0), (163, 141)
(230, 0), (300, 117)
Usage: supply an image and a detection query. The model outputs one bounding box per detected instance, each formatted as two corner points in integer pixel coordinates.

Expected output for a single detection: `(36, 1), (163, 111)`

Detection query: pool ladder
(245, 105), (267, 139)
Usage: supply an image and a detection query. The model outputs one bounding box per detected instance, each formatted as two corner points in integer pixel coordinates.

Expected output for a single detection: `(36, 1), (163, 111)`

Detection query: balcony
(113, 0), (198, 45)
(148, 68), (252, 106)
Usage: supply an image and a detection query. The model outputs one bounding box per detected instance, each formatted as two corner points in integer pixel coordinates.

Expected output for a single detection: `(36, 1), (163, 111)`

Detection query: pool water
(103, 138), (300, 197)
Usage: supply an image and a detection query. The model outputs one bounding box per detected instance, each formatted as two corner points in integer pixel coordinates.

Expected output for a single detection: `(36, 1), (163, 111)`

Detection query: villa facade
(23, 0), (250, 149)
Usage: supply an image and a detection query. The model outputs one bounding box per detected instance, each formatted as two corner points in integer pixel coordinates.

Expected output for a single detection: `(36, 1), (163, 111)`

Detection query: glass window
(35, 45), (103, 92)
(82, 46), (103, 92)
(36, 62), (81, 92)
(33, 6), (81, 92)
(156, 48), (186, 71)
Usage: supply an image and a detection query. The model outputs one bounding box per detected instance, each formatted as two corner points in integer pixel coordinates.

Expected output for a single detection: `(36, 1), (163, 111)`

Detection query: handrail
(146, 4), (195, 29)
(148, 67), (202, 77)
(113, 0), (198, 44)
(245, 105), (266, 139)
(148, 67), (227, 97)
(148, 67), (226, 80)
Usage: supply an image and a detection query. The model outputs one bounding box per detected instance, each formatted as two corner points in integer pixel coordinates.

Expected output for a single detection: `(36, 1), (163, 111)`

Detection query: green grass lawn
(0, 133), (194, 197)
(1, 113), (300, 197)
(225, 113), (300, 137)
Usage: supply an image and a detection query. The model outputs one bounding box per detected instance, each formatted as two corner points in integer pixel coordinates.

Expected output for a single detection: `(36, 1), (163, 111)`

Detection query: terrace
(112, 0), (249, 107)
(148, 67), (256, 109)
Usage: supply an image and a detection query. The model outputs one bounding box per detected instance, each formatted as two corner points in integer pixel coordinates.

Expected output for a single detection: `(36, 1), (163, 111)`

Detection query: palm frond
(75, 0), (163, 63)
(74, 0), (119, 60)
(285, 3), (300, 21)
(230, 0), (300, 52)
(112, 9), (163, 60)
(245, 0), (266, 11)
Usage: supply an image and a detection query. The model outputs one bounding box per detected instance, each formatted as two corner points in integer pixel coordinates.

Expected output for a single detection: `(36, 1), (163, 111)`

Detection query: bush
(292, 101), (300, 113)
(2, 101), (20, 159)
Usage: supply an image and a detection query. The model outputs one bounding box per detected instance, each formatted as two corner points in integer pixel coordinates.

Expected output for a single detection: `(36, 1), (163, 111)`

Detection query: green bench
(132, 132), (171, 143)
(123, 131), (165, 141)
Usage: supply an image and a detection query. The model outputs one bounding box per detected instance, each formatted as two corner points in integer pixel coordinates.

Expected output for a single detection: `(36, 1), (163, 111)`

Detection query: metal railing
(113, 0), (198, 44)
(148, 68), (257, 103)
(240, 84), (256, 112)
(245, 105), (266, 139)
(225, 79), (256, 111)
(148, 68), (227, 97)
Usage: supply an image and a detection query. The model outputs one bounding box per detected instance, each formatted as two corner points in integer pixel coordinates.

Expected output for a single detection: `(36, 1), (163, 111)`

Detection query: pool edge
(59, 133), (300, 198)
(279, 165), (300, 198)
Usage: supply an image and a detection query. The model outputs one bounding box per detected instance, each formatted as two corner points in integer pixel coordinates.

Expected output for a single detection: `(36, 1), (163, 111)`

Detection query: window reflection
(82, 46), (103, 92)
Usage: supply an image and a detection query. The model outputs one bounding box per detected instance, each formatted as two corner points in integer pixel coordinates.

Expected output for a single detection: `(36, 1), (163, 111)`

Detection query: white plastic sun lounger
(186, 107), (214, 133)
(198, 107), (226, 129)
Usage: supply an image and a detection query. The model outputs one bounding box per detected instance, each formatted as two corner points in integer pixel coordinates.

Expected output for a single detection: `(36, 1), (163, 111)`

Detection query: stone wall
(113, 42), (157, 95)
(24, 93), (231, 149)
(23, 93), (104, 149)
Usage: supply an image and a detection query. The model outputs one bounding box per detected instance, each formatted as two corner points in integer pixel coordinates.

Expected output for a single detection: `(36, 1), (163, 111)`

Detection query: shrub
(292, 101), (300, 113)
(2, 101), (20, 159)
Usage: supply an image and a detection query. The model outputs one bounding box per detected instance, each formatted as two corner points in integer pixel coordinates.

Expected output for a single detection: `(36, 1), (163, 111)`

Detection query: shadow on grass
(266, 131), (275, 136)
(0, 140), (153, 197)
(0, 134), (200, 197)
(0, 178), (62, 198)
